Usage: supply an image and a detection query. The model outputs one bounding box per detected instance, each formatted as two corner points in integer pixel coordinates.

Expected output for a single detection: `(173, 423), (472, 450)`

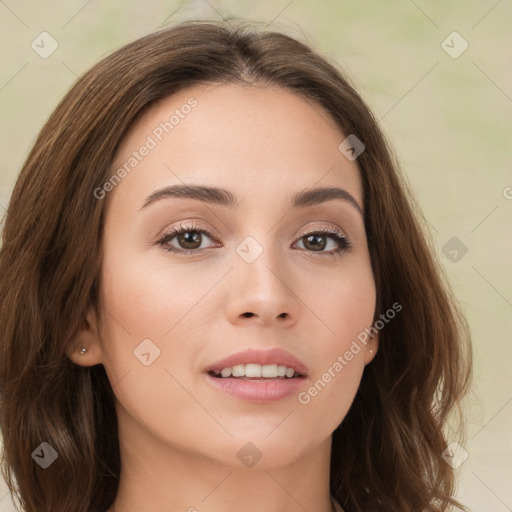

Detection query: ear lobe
(365, 334), (379, 365)
(67, 305), (104, 367)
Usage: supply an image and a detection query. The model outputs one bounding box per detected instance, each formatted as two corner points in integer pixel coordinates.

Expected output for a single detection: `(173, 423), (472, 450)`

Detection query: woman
(0, 19), (472, 512)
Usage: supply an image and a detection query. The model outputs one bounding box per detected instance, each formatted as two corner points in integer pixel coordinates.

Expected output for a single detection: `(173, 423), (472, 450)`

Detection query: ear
(364, 333), (379, 366)
(67, 305), (104, 367)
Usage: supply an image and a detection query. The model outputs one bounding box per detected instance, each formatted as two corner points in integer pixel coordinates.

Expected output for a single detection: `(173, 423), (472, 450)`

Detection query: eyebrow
(140, 184), (363, 217)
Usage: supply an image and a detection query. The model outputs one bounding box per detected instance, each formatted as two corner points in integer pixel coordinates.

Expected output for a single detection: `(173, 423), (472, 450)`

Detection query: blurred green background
(1, 1), (511, 511)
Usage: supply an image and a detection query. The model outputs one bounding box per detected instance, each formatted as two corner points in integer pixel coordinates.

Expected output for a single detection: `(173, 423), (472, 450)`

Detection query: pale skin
(69, 82), (378, 512)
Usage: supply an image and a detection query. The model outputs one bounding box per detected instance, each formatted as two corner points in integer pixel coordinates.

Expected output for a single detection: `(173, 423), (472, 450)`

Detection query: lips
(204, 348), (309, 377)
(204, 348), (309, 403)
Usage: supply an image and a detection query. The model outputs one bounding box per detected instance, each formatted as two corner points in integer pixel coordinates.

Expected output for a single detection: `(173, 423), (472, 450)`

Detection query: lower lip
(205, 373), (307, 404)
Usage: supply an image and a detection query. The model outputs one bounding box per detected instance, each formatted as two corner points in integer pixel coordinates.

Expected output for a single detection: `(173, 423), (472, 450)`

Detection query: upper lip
(205, 348), (309, 376)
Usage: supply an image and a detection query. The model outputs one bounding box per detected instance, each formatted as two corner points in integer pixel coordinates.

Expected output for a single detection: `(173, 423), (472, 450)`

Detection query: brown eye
(174, 230), (204, 250)
(302, 233), (328, 251)
(157, 222), (218, 254)
(294, 227), (351, 257)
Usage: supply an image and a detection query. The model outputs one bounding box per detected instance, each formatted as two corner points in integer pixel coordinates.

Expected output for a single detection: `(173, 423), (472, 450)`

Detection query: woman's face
(81, 83), (377, 469)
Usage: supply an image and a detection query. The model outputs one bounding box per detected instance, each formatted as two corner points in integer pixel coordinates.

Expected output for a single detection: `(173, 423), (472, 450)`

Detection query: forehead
(108, 82), (363, 213)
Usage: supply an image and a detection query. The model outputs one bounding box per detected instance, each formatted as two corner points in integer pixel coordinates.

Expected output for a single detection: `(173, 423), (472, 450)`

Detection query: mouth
(208, 363), (305, 380)
(204, 348), (308, 403)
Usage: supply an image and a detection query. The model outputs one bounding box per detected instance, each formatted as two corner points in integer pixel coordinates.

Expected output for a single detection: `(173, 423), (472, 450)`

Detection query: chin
(205, 433), (317, 470)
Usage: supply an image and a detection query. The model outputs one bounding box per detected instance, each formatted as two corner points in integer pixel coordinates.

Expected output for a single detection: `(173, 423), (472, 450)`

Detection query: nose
(224, 238), (300, 327)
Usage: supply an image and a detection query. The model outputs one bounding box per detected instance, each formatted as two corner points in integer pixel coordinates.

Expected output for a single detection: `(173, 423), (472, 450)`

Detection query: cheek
(296, 261), (375, 423)
(96, 243), (201, 393)
(100, 245), (218, 342)
(297, 356), (364, 433)
(301, 254), (376, 352)
(300, 280), (372, 410)
(336, 252), (376, 329)
(97, 251), (215, 449)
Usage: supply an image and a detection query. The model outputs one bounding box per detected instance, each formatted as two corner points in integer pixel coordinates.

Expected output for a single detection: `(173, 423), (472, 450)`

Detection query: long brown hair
(0, 19), (472, 512)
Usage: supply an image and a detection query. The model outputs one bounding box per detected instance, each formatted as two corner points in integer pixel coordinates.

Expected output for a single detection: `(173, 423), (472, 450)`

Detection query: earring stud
(369, 349), (373, 355)
(79, 347), (88, 355)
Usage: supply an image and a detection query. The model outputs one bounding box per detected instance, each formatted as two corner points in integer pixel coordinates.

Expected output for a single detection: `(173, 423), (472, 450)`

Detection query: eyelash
(156, 221), (352, 258)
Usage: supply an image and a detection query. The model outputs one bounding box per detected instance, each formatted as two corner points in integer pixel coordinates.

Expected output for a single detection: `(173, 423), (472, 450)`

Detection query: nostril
(242, 312), (254, 317)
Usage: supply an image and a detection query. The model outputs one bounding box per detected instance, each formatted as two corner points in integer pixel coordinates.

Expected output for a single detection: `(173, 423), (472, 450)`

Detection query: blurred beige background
(0, 1), (511, 511)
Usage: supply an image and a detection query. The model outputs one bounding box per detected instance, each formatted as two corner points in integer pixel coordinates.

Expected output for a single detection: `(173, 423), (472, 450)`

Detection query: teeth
(220, 367), (232, 378)
(245, 364), (261, 378)
(261, 364), (278, 378)
(232, 364), (245, 377)
(213, 363), (300, 379)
